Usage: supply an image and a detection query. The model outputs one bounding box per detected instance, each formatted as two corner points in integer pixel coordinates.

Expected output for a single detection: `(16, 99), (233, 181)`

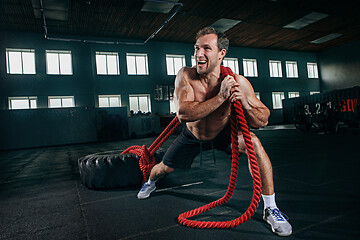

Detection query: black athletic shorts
(162, 124), (232, 169)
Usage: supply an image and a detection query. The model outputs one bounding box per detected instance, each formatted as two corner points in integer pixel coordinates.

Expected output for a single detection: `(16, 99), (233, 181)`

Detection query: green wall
(318, 40), (360, 92)
(0, 30), (321, 149)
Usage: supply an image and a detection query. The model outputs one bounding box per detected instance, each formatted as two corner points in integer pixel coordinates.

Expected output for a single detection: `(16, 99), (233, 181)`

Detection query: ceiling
(1, 0), (360, 52)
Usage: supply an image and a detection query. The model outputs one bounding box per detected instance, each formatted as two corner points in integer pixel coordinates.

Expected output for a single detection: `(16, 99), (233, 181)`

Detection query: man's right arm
(174, 68), (227, 123)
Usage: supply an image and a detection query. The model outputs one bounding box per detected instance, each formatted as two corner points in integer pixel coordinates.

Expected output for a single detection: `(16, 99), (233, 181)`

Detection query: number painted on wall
(315, 103), (321, 114)
(304, 104), (310, 115)
(327, 101), (332, 109)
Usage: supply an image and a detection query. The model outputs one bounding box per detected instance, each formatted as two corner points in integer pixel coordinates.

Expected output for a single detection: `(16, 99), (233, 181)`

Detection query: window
(95, 52), (120, 75)
(307, 62), (319, 78)
(243, 59), (258, 77)
(6, 48), (36, 74)
(169, 99), (176, 114)
(254, 92), (260, 100)
(288, 92), (300, 98)
(48, 96), (75, 108)
(191, 56), (196, 67)
(272, 92), (285, 109)
(98, 95), (121, 107)
(8, 96), (37, 110)
(129, 94), (151, 113)
(310, 91), (320, 95)
(269, 60), (282, 77)
(223, 57), (239, 74)
(166, 54), (186, 75)
(126, 53), (149, 75)
(285, 61), (298, 78)
(46, 50), (73, 75)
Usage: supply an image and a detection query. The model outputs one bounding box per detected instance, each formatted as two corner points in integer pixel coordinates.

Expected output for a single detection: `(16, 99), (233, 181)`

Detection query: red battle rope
(121, 116), (181, 183)
(122, 66), (261, 228)
(177, 66), (261, 228)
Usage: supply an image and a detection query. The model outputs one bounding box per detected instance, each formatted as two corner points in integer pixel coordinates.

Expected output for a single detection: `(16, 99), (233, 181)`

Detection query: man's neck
(198, 66), (222, 85)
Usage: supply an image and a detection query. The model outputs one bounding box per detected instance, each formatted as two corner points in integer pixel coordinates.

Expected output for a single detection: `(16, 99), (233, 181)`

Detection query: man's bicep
(236, 74), (267, 108)
(236, 74), (256, 97)
(174, 71), (194, 111)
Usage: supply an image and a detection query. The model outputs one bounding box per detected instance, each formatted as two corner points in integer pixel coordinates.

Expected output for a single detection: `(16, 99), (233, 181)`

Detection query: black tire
(78, 149), (164, 189)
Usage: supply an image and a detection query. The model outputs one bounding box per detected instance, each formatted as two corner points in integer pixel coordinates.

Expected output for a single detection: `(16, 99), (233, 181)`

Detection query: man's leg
(137, 162), (174, 200)
(137, 125), (203, 200)
(149, 161), (175, 181)
(237, 131), (274, 194)
(237, 131), (292, 236)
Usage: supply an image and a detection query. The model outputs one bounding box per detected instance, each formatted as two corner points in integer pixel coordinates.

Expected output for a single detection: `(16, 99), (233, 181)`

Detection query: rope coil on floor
(121, 117), (181, 183)
(122, 66), (261, 228)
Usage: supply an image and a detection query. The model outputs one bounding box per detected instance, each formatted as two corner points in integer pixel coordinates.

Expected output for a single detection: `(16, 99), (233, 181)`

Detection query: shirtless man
(137, 27), (292, 236)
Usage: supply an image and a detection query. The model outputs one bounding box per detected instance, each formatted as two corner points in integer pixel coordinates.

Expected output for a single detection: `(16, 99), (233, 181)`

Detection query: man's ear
(219, 49), (226, 61)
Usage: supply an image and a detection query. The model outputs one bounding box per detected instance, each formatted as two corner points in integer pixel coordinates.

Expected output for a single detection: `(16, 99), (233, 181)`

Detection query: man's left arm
(230, 74), (270, 128)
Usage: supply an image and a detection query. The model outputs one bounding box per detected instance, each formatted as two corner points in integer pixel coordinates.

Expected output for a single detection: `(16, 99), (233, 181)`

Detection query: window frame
(223, 57), (240, 74)
(307, 62), (319, 78)
(6, 48), (36, 74)
(269, 60), (282, 78)
(46, 50), (73, 75)
(272, 92), (285, 109)
(95, 51), (120, 75)
(285, 61), (298, 78)
(98, 95), (122, 108)
(191, 56), (196, 67)
(129, 94), (152, 114)
(310, 91), (320, 95)
(8, 96), (37, 110)
(243, 58), (258, 77)
(169, 99), (176, 114)
(48, 96), (75, 108)
(126, 53), (149, 75)
(166, 54), (186, 75)
(288, 92), (300, 98)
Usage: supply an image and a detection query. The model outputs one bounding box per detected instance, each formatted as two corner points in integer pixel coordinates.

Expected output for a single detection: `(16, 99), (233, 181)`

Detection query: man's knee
(238, 132), (264, 153)
(160, 161), (174, 174)
(150, 162), (174, 181)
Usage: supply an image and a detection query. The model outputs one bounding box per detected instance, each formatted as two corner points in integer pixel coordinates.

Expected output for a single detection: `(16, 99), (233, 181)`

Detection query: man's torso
(184, 67), (231, 141)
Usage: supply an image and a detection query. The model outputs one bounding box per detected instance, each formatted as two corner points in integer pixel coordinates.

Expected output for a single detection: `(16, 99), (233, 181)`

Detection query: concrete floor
(0, 125), (359, 240)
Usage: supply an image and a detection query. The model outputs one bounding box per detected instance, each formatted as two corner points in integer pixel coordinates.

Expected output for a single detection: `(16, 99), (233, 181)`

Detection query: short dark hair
(196, 27), (229, 52)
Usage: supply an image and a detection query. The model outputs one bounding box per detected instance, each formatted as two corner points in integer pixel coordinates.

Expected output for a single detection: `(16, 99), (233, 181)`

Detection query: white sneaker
(137, 182), (156, 199)
(263, 207), (292, 236)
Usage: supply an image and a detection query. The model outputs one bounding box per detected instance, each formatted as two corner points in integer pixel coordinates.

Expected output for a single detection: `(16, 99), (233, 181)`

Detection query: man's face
(194, 33), (225, 75)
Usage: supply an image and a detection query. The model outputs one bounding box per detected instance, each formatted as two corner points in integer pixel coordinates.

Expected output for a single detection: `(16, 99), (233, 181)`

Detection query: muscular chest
(191, 82), (231, 118)
(191, 81), (219, 102)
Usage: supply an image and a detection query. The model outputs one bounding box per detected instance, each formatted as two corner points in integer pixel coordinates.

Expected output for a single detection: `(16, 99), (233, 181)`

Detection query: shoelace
(270, 208), (289, 221)
(140, 183), (150, 191)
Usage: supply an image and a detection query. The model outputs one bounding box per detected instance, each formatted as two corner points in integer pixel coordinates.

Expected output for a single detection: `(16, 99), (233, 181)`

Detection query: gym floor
(1, 124), (359, 240)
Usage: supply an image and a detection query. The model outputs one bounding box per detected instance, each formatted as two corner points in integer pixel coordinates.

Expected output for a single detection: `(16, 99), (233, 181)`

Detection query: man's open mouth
(197, 61), (207, 66)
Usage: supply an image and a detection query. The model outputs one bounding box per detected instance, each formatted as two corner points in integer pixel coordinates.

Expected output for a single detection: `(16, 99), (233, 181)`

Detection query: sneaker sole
(137, 187), (156, 200)
(263, 217), (292, 237)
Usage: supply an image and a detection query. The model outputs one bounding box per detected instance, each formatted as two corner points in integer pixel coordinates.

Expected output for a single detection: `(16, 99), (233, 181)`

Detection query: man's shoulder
(234, 72), (244, 79)
(178, 66), (197, 80)
(181, 66), (196, 74)
(234, 73), (250, 84)
(234, 73), (255, 94)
